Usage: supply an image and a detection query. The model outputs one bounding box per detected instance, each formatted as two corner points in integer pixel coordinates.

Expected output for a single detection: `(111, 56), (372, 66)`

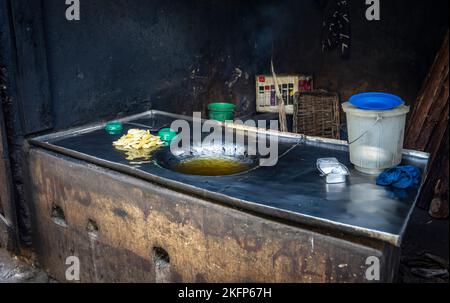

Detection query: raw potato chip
(113, 129), (164, 150)
(113, 129), (164, 161)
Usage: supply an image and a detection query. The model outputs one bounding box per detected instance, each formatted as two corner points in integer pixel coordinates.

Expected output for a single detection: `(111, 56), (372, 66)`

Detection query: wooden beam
(405, 31), (449, 211)
(405, 32), (449, 151)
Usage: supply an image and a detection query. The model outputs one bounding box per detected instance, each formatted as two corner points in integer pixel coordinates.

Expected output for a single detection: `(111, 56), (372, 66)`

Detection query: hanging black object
(321, 0), (352, 59)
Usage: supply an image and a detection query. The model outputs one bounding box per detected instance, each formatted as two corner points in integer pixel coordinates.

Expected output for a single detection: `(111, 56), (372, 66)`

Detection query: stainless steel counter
(29, 110), (429, 247)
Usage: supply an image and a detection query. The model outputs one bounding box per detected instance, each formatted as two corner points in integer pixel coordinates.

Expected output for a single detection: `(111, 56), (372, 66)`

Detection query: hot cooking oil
(172, 156), (249, 176)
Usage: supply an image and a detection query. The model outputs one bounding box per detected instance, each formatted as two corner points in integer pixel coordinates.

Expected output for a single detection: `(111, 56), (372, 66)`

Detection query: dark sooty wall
(40, 0), (449, 127)
(206, 0), (449, 116)
(42, 0), (212, 129)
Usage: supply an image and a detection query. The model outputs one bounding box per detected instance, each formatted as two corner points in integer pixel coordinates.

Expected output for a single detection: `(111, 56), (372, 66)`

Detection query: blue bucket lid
(349, 93), (404, 110)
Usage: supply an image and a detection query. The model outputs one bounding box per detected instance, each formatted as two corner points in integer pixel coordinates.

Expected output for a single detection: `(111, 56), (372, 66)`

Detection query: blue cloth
(376, 165), (422, 189)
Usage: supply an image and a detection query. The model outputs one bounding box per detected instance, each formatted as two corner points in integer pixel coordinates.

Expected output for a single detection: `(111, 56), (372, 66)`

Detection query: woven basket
(293, 91), (340, 139)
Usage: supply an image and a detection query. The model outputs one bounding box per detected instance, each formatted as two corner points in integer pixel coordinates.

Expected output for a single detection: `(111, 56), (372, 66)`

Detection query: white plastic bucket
(342, 102), (410, 175)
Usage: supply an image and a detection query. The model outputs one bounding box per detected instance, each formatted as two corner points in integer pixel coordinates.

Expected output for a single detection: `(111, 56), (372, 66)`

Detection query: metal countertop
(29, 110), (429, 246)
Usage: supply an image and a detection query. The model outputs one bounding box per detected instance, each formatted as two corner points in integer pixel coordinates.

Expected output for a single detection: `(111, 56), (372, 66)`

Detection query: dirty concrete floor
(400, 207), (449, 283)
(0, 207), (448, 283)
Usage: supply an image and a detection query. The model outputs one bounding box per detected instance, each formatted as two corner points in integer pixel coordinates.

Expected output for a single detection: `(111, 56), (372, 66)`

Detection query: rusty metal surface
(29, 110), (429, 247)
(27, 148), (399, 282)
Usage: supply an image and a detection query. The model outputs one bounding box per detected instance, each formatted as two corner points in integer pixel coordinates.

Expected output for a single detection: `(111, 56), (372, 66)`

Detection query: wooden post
(405, 31), (449, 215)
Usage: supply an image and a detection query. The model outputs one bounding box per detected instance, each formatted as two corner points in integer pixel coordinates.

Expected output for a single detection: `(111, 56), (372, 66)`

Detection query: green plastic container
(208, 102), (236, 122)
(105, 121), (123, 135)
(158, 128), (177, 142)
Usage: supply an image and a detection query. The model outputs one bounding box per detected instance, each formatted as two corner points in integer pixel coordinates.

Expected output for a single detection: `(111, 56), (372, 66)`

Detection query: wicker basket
(293, 91), (340, 139)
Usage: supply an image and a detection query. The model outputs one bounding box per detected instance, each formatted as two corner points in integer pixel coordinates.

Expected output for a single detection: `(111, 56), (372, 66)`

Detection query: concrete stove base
(25, 148), (399, 282)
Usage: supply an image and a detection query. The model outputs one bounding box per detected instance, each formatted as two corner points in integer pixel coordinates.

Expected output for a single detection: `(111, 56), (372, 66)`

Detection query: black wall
(14, 0), (447, 130)
(3, 0), (448, 132)
(42, 0), (213, 129)
(206, 0), (449, 116)
(28, 0), (450, 127)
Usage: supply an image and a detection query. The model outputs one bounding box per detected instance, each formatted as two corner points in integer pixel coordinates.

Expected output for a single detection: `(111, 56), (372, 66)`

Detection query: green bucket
(208, 102), (236, 122)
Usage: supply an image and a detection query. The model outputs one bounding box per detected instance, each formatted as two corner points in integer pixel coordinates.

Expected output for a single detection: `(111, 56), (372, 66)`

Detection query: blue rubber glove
(376, 165), (422, 189)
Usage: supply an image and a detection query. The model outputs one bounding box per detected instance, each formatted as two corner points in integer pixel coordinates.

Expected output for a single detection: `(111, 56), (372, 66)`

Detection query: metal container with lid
(316, 158), (350, 184)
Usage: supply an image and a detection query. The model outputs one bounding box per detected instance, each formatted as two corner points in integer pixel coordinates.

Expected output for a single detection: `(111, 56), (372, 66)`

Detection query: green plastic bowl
(158, 128), (177, 142)
(208, 102), (236, 122)
(105, 121), (123, 135)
